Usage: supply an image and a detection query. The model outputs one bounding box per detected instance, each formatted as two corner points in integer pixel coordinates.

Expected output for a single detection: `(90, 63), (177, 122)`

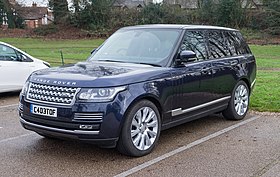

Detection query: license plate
(30, 104), (57, 118)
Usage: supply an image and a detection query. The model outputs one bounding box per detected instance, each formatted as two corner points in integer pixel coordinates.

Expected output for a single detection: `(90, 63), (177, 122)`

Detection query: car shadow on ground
(4, 113), (247, 176)
(0, 91), (20, 98)
(25, 114), (232, 162)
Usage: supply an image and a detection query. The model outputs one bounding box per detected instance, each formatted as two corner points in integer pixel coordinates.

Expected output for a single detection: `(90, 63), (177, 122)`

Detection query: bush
(34, 24), (58, 36)
(140, 3), (165, 24)
(197, 0), (216, 25)
(197, 0), (245, 28)
(216, 0), (245, 27)
(71, 0), (114, 30)
(110, 8), (141, 29)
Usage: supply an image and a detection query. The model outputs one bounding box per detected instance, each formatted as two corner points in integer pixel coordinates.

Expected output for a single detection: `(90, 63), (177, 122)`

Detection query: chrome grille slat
(18, 103), (23, 113)
(27, 82), (78, 106)
(74, 113), (103, 121)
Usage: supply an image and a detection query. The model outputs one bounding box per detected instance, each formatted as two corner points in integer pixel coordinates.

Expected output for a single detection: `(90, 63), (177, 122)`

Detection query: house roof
(16, 6), (48, 20)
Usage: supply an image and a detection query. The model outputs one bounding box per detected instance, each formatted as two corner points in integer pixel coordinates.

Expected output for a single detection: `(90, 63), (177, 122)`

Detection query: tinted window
(181, 30), (207, 60)
(208, 30), (228, 59)
(224, 32), (237, 56)
(224, 31), (250, 56)
(0, 44), (18, 61)
(236, 32), (251, 54)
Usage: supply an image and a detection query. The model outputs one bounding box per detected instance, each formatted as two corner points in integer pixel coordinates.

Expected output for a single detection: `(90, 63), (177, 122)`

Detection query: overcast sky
(17, 0), (163, 7)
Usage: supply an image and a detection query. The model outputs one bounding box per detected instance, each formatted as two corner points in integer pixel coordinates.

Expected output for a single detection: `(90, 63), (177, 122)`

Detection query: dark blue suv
(19, 25), (256, 156)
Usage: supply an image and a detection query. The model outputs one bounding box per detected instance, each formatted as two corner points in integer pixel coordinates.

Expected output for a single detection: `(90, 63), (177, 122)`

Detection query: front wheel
(223, 80), (250, 120)
(117, 100), (161, 157)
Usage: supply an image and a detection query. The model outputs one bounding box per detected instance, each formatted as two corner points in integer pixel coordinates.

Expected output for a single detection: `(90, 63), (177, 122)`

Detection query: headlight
(77, 86), (126, 102)
(20, 81), (30, 96)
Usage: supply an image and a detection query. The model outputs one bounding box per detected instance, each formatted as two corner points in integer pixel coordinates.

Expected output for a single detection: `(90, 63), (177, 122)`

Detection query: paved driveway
(0, 93), (279, 177)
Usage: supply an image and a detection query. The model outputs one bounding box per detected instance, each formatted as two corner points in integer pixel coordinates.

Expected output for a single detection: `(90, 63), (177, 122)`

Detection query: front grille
(74, 113), (103, 121)
(27, 82), (79, 105)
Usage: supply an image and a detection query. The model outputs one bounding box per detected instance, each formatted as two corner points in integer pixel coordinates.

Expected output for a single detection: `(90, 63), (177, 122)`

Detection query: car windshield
(88, 28), (181, 66)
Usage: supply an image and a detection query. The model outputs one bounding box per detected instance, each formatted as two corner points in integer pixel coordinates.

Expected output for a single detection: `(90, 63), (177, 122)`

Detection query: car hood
(29, 61), (171, 87)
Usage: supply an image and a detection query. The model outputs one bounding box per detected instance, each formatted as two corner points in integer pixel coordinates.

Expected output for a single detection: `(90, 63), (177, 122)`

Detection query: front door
(171, 30), (212, 120)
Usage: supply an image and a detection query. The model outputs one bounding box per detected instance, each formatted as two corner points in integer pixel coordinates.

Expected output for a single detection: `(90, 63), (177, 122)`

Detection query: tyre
(117, 100), (161, 157)
(223, 80), (250, 120)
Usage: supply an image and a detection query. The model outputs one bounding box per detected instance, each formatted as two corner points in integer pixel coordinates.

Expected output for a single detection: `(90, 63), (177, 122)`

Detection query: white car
(0, 41), (50, 93)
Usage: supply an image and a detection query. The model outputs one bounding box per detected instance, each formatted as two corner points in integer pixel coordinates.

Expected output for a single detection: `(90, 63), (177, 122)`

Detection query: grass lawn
(249, 45), (280, 112)
(0, 38), (279, 112)
(0, 38), (103, 65)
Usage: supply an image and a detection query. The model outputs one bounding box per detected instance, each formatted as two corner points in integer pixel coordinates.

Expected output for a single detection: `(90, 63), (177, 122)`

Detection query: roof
(16, 6), (48, 20)
(121, 24), (238, 31)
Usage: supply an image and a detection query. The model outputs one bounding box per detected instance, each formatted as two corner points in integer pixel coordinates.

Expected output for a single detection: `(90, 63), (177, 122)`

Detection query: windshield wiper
(97, 60), (126, 63)
(97, 60), (162, 67)
(136, 62), (162, 67)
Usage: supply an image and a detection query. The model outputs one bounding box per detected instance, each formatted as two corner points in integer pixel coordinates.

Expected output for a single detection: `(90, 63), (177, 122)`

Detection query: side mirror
(180, 50), (196, 61)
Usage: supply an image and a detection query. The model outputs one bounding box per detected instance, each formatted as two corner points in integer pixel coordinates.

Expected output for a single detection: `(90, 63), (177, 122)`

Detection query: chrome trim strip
(171, 96), (231, 116)
(251, 79), (256, 88)
(20, 118), (99, 135)
(74, 113), (103, 120)
(74, 118), (102, 121)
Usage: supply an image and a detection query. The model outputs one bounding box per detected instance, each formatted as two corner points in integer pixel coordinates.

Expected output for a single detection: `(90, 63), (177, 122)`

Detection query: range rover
(19, 25), (256, 157)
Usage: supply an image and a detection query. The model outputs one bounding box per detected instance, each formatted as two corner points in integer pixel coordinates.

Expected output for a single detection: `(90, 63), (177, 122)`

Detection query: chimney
(32, 2), (37, 7)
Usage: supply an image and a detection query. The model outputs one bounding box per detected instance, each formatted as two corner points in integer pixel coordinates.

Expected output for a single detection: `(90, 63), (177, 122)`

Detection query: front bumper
(20, 117), (118, 147)
(18, 90), (130, 148)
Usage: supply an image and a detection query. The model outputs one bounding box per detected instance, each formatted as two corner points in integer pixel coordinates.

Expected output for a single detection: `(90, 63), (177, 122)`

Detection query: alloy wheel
(234, 84), (249, 116)
(130, 107), (159, 151)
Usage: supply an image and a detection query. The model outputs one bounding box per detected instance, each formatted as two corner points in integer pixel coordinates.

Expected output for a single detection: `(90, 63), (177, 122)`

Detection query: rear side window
(208, 30), (228, 59)
(181, 30), (207, 60)
(224, 31), (250, 56)
(236, 32), (251, 54)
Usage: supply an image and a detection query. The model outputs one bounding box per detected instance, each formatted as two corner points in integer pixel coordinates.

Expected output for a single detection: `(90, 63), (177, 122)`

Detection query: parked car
(0, 42), (50, 93)
(18, 25), (256, 157)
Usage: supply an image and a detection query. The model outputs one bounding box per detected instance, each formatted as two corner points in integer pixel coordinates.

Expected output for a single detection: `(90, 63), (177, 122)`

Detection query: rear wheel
(223, 80), (249, 120)
(117, 100), (161, 157)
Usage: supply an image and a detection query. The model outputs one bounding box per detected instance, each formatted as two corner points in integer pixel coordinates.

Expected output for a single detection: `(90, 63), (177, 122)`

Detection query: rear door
(209, 30), (249, 100)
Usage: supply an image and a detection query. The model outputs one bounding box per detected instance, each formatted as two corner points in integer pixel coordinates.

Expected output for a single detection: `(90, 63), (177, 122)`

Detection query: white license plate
(30, 104), (57, 118)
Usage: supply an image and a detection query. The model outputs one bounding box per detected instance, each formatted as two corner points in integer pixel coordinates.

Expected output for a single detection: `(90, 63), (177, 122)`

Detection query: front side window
(181, 30), (207, 61)
(0, 44), (18, 61)
(208, 30), (228, 59)
(89, 29), (182, 66)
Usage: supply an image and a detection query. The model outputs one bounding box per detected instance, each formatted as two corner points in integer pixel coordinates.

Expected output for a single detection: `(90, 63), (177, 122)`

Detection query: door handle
(229, 60), (238, 66)
(201, 67), (209, 72)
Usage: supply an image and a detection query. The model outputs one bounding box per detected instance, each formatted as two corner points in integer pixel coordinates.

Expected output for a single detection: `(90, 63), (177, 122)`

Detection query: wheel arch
(238, 77), (251, 94)
(117, 94), (163, 136)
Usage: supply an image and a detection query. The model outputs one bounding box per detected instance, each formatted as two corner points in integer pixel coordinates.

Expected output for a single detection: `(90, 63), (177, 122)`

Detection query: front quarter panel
(120, 72), (173, 128)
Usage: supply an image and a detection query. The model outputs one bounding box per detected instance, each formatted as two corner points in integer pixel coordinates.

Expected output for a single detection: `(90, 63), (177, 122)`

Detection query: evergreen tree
(49, 0), (69, 24)
(216, 0), (244, 27)
(74, 0), (115, 29)
(0, 0), (9, 25)
(0, 0), (23, 28)
(263, 0), (280, 34)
